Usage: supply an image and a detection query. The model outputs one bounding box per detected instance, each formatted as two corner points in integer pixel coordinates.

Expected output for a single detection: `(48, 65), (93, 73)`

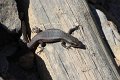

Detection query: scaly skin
(27, 27), (86, 50)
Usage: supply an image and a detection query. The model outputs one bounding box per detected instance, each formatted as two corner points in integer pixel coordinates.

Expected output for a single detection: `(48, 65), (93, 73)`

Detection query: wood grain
(28, 0), (120, 80)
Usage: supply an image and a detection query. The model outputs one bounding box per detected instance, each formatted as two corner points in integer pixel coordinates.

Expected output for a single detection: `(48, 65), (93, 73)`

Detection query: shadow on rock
(0, 23), (52, 80)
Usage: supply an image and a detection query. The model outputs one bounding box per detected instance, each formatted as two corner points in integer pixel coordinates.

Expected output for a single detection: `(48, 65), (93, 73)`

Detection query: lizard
(27, 25), (86, 51)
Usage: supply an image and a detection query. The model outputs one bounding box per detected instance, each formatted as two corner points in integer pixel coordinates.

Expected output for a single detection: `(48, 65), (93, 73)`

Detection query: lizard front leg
(68, 25), (80, 35)
(61, 41), (72, 49)
(61, 25), (80, 49)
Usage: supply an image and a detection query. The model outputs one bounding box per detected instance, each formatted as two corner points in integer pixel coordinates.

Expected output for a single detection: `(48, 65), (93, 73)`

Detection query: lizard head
(71, 40), (86, 49)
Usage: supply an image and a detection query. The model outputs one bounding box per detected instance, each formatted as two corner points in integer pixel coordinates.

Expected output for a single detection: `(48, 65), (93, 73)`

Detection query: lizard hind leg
(37, 41), (46, 54)
(32, 26), (42, 33)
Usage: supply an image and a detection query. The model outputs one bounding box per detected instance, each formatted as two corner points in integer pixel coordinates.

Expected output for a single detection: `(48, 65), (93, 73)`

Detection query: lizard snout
(79, 44), (86, 49)
(77, 41), (86, 49)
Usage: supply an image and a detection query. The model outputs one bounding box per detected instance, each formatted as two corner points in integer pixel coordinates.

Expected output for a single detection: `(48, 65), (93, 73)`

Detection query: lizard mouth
(71, 43), (86, 49)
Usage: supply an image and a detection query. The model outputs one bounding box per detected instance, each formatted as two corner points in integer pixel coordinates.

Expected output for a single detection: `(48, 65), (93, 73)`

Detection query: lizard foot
(61, 42), (72, 49)
(32, 27), (42, 33)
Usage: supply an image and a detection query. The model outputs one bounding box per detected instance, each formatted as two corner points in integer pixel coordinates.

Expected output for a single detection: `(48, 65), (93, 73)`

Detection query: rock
(0, 0), (21, 32)
(0, 77), (4, 80)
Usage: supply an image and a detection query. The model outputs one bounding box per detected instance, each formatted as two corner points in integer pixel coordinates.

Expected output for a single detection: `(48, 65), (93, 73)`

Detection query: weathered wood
(96, 8), (120, 64)
(29, 0), (120, 80)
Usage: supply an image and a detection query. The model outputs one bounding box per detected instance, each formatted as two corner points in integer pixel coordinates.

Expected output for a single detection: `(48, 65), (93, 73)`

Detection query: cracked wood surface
(29, 0), (120, 80)
(96, 9), (120, 65)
